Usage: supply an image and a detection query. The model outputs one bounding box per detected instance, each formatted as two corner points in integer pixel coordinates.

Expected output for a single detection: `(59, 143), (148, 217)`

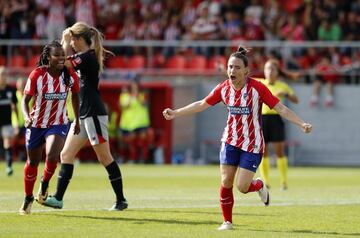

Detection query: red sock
(220, 186), (234, 223)
(246, 179), (263, 193)
(43, 159), (58, 182)
(138, 137), (149, 161)
(128, 140), (137, 161)
(24, 160), (38, 196)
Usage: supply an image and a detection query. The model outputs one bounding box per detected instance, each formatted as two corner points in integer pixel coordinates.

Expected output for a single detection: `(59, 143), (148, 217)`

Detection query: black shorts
(262, 114), (285, 143)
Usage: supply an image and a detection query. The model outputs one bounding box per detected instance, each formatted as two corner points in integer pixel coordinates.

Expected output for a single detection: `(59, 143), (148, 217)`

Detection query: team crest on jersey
(243, 93), (248, 99)
(228, 106), (251, 115)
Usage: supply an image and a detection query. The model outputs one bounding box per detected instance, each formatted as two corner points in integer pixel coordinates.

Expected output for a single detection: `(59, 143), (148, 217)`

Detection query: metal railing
(1, 39), (359, 82)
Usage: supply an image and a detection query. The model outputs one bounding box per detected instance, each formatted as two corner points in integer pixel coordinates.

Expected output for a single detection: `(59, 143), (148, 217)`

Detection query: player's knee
(237, 184), (249, 194)
(60, 150), (72, 163)
(46, 152), (58, 163)
(221, 177), (233, 188)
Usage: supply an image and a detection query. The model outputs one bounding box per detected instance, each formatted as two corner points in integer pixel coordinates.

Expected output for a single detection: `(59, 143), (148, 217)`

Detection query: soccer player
(19, 41), (80, 215)
(0, 66), (18, 176)
(259, 59), (299, 190)
(43, 22), (127, 211)
(162, 47), (312, 230)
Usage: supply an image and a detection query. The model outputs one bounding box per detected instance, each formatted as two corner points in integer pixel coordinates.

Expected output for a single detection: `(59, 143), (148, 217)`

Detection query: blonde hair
(68, 22), (113, 73)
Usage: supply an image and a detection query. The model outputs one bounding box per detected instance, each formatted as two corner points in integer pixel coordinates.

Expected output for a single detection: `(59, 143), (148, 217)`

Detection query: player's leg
(43, 123), (87, 208)
(237, 151), (269, 206)
(20, 143), (44, 215)
(36, 130), (66, 204)
(2, 125), (15, 176)
(260, 115), (271, 188)
(217, 143), (238, 230)
(86, 115), (127, 210)
(259, 144), (270, 188)
(274, 141), (288, 190)
(137, 128), (149, 163)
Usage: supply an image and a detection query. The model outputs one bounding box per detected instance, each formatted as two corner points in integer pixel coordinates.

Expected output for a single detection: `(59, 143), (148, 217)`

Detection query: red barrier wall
(78, 81), (173, 164)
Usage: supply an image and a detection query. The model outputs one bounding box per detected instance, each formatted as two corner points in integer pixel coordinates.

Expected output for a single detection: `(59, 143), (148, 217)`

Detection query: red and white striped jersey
(205, 77), (279, 154)
(24, 66), (80, 128)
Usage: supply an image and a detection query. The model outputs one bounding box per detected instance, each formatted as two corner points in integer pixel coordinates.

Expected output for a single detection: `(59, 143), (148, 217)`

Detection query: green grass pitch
(1, 162), (360, 238)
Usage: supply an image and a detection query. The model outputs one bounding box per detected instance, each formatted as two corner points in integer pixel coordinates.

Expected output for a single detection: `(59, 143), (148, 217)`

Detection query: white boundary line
(2, 200), (360, 214)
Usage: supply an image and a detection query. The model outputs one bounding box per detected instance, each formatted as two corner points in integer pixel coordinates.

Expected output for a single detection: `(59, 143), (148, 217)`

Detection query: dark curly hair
(38, 40), (71, 87)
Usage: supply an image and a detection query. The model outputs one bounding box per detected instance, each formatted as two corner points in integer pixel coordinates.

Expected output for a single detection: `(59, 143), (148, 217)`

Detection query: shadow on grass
(248, 229), (360, 237)
(130, 209), (276, 217)
(38, 213), (219, 226)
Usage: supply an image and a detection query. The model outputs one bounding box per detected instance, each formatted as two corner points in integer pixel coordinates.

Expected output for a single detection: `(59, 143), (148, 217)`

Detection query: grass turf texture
(1, 162), (360, 238)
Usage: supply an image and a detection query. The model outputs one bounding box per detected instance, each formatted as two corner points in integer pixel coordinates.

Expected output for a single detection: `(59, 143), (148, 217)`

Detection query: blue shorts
(219, 142), (262, 172)
(26, 124), (69, 150)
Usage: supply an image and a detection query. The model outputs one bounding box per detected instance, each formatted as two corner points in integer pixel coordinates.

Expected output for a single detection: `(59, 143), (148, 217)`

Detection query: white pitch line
(1, 200), (360, 214)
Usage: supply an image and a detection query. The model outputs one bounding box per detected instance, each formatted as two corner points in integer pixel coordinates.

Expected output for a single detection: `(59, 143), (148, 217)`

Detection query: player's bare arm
(274, 102), (312, 133)
(163, 99), (211, 120)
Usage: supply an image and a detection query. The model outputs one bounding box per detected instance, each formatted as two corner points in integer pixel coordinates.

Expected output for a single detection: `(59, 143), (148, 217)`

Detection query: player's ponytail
(90, 27), (114, 74)
(230, 46), (250, 67)
(69, 22), (114, 75)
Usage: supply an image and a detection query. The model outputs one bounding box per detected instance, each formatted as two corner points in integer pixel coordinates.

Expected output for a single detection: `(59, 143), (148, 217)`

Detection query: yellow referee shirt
(261, 79), (294, 115)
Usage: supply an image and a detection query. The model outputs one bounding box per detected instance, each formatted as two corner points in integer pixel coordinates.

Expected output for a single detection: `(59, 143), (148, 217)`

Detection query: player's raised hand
(301, 123), (312, 133)
(61, 28), (71, 44)
(163, 108), (176, 120)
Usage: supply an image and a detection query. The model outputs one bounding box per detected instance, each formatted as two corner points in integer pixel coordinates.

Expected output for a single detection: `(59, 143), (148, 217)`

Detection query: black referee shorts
(262, 114), (285, 143)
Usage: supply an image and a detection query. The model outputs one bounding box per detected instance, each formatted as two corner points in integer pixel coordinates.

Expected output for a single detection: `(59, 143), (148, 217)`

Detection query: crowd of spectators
(1, 0), (359, 42)
(0, 0), (359, 84)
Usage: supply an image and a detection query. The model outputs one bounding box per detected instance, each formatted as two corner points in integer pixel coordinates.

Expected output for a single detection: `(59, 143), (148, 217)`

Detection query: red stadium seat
(151, 54), (165, 68)
(208, 55), (227, 69)
(107, 56), (126, 68)
(127, 55), (145, 69)
(186, 55), (207, 70)
(27, 54), (40, 68)
(165, 55), (186, 69)
(9, 55), (26, 68)
(340, 56), (352, 66)
(0, 55), (5, 66)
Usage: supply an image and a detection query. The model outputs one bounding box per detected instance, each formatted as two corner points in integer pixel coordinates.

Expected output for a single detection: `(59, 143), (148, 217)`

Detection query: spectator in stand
(310, 53), (339, 107)
(75, 0), (97, 26)
(244, 0), (263, 25)
(261, 0), (284, 41)
(0, 66), (18, 176)
(118, 14), (137, 56)
(118, 76), (151, 164)
(243, 12), (264, 41)
(34, 8), (47, 39)
(222, 10), (242, 40)
(191, 3), (222, 57)
(280, 15), (304, 42)
(8, 0), (28, 39)
(46, 0), (66, 40)
(98, 0), (122, 41)
(318, 16), (342, 41)
(342, 11), (360, 41)
(163, 14), (181, 57)
(180, 0), (196, 28)
(280, 14), (305, 57)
